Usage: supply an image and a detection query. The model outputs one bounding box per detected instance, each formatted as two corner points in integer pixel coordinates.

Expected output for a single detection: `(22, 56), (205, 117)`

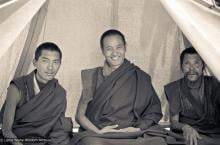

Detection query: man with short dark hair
(0, 42), (72, 145)
(73, 29), (166, 145)
(165, 47), (220, 145)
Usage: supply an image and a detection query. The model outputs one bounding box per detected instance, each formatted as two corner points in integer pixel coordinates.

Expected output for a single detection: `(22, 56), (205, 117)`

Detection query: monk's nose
(47, 63), (53, 70)
(189, 65), (196, 72)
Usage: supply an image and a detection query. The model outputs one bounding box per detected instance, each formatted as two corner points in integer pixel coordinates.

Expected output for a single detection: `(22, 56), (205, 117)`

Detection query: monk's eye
(117, 46), (123, 50)
(41, 59), (48, 63)
(195, 61), (202, 65)
(194, 61), (203, 67)
(53, 61), (60, 64)
(183, 61), (189, 65)
(105, 47), (112, 51)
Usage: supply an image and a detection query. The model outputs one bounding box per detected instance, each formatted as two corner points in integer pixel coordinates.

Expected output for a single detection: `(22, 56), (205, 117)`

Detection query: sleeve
(80, 69), (96, 103)
(164, 82), (182, 117)
(80, 89), (93, 104)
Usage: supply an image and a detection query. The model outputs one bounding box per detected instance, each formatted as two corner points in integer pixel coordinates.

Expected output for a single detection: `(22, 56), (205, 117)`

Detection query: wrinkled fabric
(85, 60), (162, 130)
(72, 125), (185, 145)
(73, 60), (168, 145)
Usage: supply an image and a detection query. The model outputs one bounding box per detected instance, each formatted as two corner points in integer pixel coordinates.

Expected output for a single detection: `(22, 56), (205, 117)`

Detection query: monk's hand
(119, 127), (141, 133)
(182, 124), (202, 145)
(98, 124), (121, 134)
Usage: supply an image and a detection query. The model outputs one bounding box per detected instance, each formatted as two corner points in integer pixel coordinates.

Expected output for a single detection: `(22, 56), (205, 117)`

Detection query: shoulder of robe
(56, 83), (66, 93)
(136, 68), (151, 82)
(6, 84), (21, 101)
(10, 75), (27, 90)
(81, 67), (100, 77)
(81, 67), (100, 89)
(7, 83), (20, 92)
(204, 76), (220, 96)
(164, 79), (182, 100)
(204, 75), (219, 84)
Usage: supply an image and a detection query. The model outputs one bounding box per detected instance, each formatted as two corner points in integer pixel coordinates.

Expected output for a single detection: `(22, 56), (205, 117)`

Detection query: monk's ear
(32, 59), (37, 67)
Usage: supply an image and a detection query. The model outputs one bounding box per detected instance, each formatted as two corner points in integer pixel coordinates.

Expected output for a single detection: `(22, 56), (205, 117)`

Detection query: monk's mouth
(187, 74), (198, 76)
(46, 73), (54, 76)
(111, 56), (121, 61)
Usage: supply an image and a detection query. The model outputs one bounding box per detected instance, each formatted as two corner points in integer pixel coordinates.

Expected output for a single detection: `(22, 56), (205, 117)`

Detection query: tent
(0, 0), (219, 128)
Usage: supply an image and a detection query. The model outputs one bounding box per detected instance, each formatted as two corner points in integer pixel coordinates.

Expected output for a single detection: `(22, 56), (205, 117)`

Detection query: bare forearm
(76, 115), (100, 133)
(76, 98), (101, 133)
(2, 84), (22, 145)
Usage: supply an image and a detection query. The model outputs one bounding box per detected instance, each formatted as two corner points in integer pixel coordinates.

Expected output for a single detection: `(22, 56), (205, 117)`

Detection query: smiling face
(33, 49), (61, 83)
(181, 53), (204, 82)
(102, 34), (126, 69)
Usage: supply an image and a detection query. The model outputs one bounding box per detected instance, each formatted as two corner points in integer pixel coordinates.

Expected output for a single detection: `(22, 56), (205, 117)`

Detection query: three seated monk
(1, 32), (219, 145)
(73, 29), (167, 145)
(165, 47), (220, 145)
(0, 42), (72, 145)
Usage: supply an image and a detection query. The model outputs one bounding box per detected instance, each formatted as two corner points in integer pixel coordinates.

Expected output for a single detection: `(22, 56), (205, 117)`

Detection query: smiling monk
(73, 29), (166, 145)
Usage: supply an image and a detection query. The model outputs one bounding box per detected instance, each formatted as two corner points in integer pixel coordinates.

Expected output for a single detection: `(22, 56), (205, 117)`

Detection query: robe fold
(73, 60), (180, 145)
(165, 76), (220, 145)
(0, 71), (72, 145)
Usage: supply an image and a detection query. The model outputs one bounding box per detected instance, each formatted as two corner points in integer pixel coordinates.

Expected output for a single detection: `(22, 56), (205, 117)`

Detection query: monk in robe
(165, 47), (220, 145)
(73, 29), (167, 145)
(0, 42), (72, 145)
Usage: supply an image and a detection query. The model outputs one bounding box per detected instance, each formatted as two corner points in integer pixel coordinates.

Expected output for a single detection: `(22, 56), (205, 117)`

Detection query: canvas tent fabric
(161, 0), (220, 80)
(0, 0), (204, 127)
(0, 0), (48, 111)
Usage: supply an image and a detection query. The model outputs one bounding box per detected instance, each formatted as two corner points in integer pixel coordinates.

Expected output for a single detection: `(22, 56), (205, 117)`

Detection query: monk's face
(102, 34), (126, 69)
(33, 49), (61, 83)
(181, 53), (204, 82)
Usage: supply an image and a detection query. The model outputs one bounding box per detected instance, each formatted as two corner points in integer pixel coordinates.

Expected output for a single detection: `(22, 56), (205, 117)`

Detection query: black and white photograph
(0, 0), (220, 145)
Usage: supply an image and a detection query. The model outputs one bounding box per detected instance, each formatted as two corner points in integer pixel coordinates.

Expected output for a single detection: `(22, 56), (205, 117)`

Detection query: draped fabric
(72, 60), (175, 145)
(0, 0), (48, 110)
(72, 125), (185, 145)
(161, 0), (220, 80)
(85, 60), (162, 129)
(0, 24), (30, 109)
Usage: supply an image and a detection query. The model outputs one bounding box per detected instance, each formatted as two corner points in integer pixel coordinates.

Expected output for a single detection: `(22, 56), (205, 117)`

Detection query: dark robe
(0, 71), (72, 145)
(165, 76), (220, 145)
(72, 60), (181, 145)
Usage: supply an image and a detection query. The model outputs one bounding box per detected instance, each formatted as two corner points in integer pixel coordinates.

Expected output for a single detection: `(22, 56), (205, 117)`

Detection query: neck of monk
(103, 61), (121, 76)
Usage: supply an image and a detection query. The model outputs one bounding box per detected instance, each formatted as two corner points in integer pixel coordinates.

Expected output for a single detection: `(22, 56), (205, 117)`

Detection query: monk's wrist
(94, 128), (102, 134)
(182, 124), (191, 132)
(170, 120), (185, 132)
